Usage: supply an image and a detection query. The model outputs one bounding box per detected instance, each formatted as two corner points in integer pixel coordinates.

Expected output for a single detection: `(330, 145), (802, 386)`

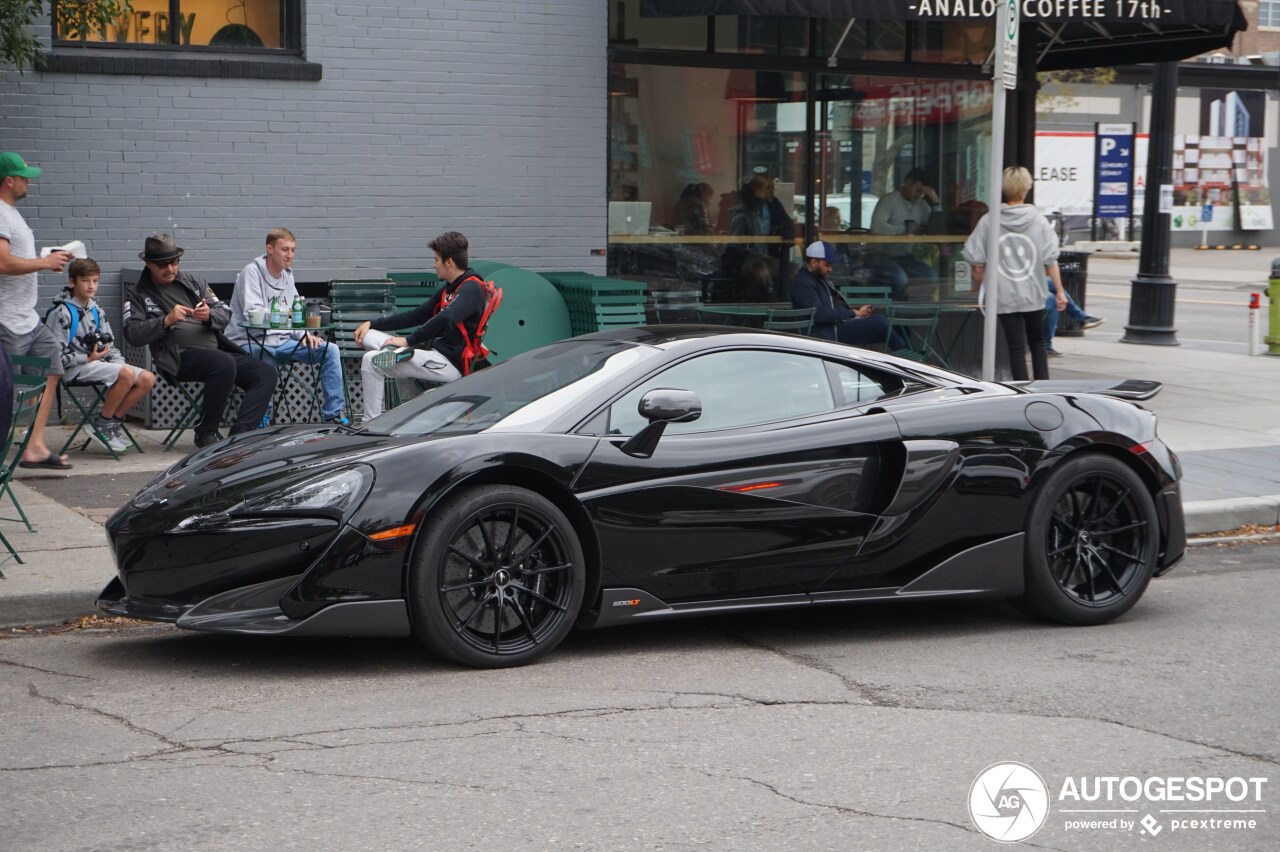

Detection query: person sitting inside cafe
(791, 241), (906, 350)
(867, 168), (940, 299)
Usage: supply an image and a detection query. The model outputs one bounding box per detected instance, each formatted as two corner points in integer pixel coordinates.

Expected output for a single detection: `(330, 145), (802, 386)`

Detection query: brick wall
(3, 1), (607, 325)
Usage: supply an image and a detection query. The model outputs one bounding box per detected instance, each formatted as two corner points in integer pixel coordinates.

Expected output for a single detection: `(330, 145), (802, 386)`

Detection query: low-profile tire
(409, 485), (585, 668)
(1017, 454), (1159, 626)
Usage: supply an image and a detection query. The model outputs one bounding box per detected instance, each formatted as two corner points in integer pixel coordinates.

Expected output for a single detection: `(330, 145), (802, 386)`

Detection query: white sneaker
(102, 422), (129, 453)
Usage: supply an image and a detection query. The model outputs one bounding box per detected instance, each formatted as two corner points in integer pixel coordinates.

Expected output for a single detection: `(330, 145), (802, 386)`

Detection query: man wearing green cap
(0, 153), (74, 468)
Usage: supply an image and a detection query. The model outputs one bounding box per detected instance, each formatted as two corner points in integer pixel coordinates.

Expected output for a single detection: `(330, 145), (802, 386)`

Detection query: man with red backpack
(354, 231), (496, 421)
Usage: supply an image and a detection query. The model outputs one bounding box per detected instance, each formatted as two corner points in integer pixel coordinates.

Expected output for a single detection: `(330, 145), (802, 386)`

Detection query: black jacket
(790, 265), (853, 341)
(123, 269), (237, 378)
(370, 269), (486, 374)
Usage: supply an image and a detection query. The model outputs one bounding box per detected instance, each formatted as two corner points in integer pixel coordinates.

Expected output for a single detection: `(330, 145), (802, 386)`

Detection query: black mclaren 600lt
(100, 327), (1185, 668)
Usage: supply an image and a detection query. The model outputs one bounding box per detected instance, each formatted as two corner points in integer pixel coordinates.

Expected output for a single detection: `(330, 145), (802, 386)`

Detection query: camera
(81, 330), (113, 353)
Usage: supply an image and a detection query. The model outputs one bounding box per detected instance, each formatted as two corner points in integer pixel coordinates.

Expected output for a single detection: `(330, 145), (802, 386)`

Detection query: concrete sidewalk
(3, 269), (1279, 628)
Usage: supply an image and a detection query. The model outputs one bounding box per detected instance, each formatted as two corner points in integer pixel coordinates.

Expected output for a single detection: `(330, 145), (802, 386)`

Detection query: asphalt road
(2, 542), (1275, 850)
(1081, 280), (1263, 354)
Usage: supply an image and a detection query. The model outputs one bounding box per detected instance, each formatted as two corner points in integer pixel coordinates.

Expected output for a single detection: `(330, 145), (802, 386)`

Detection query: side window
(831, 364), (892, 406)
(609, 350), (835, 436)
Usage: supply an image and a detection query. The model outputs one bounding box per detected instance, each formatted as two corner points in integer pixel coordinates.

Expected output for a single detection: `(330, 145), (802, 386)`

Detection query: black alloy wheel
(409, 485), (585, 667)
(1018, 454), (1158, 625)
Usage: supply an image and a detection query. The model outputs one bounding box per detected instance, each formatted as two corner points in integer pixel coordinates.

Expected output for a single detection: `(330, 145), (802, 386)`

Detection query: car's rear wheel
(1018, 454), (1158, 625)
(409, 485), (585, 667)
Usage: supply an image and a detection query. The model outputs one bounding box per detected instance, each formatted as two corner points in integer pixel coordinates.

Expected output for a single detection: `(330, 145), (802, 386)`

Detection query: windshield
(366, 339), (661, 437)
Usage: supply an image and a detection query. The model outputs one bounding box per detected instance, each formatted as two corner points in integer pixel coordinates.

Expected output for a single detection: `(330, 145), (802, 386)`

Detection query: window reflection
(608, 350), (835, 436)
(608, 64), (993, 308)
(55, 0), (287, 49)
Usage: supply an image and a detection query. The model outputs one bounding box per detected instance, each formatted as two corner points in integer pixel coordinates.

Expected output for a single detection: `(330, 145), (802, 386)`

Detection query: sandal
(19, 453), (73, 470)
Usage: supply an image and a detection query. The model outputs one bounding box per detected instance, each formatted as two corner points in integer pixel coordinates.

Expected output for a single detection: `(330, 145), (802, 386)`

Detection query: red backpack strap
(451, 277), (501, 375)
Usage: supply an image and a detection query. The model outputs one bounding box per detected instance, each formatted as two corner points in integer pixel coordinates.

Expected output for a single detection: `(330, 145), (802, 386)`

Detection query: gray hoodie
(45, 288), (124, 373)
(963, 204), (1060, 314)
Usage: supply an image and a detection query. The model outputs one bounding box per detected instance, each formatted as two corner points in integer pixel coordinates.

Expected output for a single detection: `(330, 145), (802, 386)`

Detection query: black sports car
(100, 327), (1185, 668)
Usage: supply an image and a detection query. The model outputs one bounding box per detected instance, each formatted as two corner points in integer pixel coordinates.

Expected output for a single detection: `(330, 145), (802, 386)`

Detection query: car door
(573, 348), (903, 604)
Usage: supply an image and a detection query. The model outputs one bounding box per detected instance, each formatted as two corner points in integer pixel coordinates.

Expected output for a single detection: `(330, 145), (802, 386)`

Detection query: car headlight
(237, 466), (374, 517)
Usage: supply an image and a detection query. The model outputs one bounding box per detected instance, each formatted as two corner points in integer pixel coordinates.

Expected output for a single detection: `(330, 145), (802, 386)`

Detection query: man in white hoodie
(228, 228), (349, 425)
(963, 166), (1067, 381)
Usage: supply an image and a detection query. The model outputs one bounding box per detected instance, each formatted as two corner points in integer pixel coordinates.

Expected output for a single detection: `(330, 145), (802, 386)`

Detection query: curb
(1183, 495), (1280, 536)
(2, 589), (101, 631)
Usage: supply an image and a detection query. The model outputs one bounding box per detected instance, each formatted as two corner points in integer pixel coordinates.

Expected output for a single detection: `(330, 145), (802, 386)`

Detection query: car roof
(577, 325), (969, 384)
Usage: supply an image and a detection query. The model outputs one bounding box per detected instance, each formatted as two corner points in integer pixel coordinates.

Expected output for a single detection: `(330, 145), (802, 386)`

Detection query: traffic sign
(1002, 0), (1020, 90)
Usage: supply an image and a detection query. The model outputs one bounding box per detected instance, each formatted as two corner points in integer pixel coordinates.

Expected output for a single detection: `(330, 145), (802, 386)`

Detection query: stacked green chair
(541, 271), (646, 337)
(328, 279), (396, 417)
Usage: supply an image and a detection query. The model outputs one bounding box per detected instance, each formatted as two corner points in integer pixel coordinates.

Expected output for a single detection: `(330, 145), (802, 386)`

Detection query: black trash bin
(1055, 250), (1090, 337)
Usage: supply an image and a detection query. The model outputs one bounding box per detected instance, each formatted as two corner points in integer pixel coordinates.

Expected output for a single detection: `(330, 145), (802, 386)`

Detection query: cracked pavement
(1, 543), (1275, 850)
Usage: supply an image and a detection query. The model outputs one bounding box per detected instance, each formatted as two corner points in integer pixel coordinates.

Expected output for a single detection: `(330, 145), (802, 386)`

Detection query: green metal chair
(154, 373), (207, 451)
(763, 307), (816, 335)
(885, 304), (942, 363)
(57, 379), (143, 459)
(1, 355), (51, 569)
(839, 285), (894, 309)
(652, 290), (702, 323)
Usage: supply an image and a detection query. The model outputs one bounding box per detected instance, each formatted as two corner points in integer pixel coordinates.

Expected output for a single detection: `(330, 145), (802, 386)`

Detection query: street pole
(981, 0), (1014, 381)
(1122, 61), (1180, 346)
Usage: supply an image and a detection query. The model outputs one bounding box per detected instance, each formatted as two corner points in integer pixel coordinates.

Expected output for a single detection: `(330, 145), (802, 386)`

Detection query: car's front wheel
(1018, 454), (1158, 625)
(409, 485), (585, 667)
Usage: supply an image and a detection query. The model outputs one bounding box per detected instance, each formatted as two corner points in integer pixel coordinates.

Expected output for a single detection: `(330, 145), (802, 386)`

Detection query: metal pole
(1122, 61), (1180, 346)
(981, 7), (1010, 382)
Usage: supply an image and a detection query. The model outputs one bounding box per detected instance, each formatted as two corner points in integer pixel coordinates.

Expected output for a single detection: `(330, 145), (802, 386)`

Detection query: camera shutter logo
(968, 762), (1050, 843)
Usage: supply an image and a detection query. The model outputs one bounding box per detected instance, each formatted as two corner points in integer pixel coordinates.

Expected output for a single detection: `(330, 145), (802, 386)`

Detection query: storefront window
(714, 16), (809, 56)
(54, 0), (293, 49)
(814, 19), (907, 64)
(911, 21), (994, 65)
(608, 63), (992, 306)
(610, 2), (707, 50)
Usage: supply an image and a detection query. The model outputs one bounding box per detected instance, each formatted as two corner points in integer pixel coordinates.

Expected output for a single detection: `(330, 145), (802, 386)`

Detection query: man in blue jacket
(791, 241), (904, 350)
(354, 231), (486, 421)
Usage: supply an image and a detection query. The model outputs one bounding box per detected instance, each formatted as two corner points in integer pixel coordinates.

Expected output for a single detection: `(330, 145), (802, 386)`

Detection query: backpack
(434, 275), (503, 375)
(46, 302), (100, 346)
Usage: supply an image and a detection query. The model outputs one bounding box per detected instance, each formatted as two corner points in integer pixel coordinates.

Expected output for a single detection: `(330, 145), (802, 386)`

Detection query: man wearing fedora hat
(0, 152), (75, 468)
(123, 233), (276, 447)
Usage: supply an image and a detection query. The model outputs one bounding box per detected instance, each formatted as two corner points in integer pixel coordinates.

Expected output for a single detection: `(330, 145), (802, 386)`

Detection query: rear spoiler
(1015, 379), (1163, 401)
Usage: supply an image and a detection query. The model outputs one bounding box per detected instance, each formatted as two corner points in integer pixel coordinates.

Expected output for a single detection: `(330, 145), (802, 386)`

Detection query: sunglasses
(149, 258), (181, 268)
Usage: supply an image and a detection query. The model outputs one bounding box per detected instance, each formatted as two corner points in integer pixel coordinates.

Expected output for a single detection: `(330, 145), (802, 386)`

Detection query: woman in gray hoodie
(964, 166), (1068, 381)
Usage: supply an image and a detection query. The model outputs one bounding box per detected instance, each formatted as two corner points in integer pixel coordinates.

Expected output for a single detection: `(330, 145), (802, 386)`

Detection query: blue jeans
(1044, 279), (1088, 348)
(245, 338), (346, 419)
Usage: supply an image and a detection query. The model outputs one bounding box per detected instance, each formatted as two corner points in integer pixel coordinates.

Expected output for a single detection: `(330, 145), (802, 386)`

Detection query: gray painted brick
(4, 0), (606, 305)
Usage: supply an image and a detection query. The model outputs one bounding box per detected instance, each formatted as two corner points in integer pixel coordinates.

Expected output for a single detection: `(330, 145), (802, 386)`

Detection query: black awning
(640, 1), (1247, 70)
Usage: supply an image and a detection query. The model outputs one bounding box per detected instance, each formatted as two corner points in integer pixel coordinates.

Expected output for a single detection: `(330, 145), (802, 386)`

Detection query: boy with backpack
(45, 258), (156, 451)
(353, 231), (499, 421)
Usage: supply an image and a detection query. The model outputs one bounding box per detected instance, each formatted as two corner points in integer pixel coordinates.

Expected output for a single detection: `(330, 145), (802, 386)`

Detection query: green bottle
(269, 296), (281, 329)
(291, 294), (304, 327)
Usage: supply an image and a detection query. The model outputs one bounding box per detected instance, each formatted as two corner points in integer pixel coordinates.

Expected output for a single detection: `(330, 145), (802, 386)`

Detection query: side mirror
(620, 388), (702, 458)
(637, 388), (702, 424)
